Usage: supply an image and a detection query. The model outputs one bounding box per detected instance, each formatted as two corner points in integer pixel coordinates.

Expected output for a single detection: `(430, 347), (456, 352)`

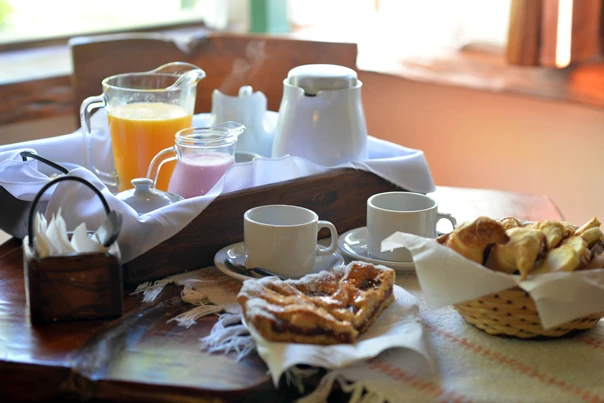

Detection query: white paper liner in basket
(244, 285), (434, 386)
(382, 232), (604, 330)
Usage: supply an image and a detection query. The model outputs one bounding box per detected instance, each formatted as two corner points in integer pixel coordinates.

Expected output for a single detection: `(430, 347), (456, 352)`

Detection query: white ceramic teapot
(271, 64), (368, 166)
(208, 86), (274, 157)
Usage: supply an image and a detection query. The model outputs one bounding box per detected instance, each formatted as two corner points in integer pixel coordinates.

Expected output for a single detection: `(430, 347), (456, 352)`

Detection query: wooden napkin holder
(23, 176), (123, 324)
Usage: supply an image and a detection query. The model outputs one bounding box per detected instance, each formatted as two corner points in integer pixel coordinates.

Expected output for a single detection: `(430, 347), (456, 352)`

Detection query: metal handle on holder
(20, 151), (69, 175)
(27, 176), (113, 249)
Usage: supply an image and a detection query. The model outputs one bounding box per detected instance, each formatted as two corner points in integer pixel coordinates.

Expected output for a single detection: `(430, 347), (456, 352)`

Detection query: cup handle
(316, 220), (338, 256)
(146, 147), (177, 189)
(437, 212), (457, 231)
(80, 94), (117, 187)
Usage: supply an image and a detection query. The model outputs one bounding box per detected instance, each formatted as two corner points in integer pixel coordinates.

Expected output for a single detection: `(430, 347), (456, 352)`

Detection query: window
(507, 0), (601, 68)
(1, 0), (600, 69)
(0, 0), (513, 51)
(289, 0), (512, 55)
(0, 0), (231, 46)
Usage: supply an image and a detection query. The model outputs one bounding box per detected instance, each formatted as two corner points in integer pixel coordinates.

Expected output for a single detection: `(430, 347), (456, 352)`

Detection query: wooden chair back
(69, 31), (358, 122)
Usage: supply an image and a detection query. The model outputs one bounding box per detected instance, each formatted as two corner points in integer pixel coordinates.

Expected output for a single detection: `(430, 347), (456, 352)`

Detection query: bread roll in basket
(438, 216), (604, 338)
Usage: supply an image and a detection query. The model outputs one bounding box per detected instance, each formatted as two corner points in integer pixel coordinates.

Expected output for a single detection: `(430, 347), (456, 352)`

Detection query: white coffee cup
(244, 205), (338, 278)
(367, 192), (457, 262)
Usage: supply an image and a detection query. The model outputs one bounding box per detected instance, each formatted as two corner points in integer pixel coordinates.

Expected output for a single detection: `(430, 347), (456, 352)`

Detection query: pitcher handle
(80, 94), (117, 187)
(146, 147), (177, 189)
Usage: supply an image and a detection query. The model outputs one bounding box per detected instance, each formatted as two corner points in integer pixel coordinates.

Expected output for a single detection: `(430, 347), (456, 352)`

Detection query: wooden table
(0, 186), (563, 402)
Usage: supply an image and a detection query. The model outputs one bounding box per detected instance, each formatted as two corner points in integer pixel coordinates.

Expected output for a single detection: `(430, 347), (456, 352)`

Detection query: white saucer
(337, 227), (417, 271)
(214, 242), (345, 282)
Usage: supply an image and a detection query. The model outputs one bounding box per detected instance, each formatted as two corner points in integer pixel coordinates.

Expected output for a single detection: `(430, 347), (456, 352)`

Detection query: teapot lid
(287, 64), (358, 95)
(116, 178), (184, 215)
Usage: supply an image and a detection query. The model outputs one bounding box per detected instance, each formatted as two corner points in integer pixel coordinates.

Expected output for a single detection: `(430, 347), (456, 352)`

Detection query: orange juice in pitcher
(107, 103), (192, 192)
(80, 62), (205, 193)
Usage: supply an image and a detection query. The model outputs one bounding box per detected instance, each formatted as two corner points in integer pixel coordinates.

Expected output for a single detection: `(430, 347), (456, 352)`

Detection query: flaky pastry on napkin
(382, 232), (604, 329)
(244, 285), (434, 386)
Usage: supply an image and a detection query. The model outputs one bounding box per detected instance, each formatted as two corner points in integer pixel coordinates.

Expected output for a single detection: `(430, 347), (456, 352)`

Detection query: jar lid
(287, 64), (358, 95)
(116, 178), (184, 215)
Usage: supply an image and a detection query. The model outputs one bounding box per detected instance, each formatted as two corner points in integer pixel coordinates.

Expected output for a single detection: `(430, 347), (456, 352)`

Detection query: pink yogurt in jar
(168, 152), (235, 198)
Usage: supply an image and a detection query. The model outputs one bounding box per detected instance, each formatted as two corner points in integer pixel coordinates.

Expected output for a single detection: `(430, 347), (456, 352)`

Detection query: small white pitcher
(208, 86), (274, 157)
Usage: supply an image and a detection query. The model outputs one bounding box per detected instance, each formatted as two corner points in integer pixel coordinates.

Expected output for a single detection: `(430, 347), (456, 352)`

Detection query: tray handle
(27, 175), (112, 248)
(20, 151), (69, 175)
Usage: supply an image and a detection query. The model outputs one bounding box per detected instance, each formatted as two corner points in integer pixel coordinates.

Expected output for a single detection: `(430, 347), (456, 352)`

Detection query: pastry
(444, 216), (604, 277)
(237, 261), (395, 345)
(525, 220), (566, 249)
(576, 226), (603, 246)
(575, 217), (601, 237)
(532, 243), (582, 274)
(499, 217), (524, 230)
(485, 228), (547, 278)
(445, 217), (509, 263)
(584, 250), (604, 270)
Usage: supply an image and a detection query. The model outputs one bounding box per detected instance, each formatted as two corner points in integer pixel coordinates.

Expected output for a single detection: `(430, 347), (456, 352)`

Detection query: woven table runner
(136, 267), (604, 403)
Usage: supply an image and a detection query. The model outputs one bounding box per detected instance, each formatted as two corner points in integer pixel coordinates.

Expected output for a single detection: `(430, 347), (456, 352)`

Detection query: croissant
(525, 220), (566, 250)
(485, 228), (547, 279)
(499, 217), (523, 230)
(560, 221), (579, 237)
(445, 217), (509, 263)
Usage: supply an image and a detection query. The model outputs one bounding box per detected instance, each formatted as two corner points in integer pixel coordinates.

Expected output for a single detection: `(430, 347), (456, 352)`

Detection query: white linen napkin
(0, 112), (435, 263)
(247, 285), (434, 387)
(382, 232), (604, 329)
(0, 149), (60, 201)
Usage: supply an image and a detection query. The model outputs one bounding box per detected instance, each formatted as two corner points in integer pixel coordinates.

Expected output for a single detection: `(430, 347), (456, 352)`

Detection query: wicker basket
(453, 287), (603, 338)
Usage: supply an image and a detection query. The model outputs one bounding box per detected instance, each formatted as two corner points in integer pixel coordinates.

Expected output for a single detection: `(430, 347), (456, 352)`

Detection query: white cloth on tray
(0, 111), (435, 263)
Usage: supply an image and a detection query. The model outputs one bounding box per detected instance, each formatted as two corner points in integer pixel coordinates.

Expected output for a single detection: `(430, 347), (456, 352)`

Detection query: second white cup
(367, 192), (457, 262)
(244, 205), (338, 278)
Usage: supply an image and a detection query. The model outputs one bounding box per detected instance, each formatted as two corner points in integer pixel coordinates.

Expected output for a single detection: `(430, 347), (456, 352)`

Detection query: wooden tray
(123, 168), (403, 286)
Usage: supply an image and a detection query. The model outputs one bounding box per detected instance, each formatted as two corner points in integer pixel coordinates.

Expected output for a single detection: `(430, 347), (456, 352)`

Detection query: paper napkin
(24, 210), (119, 258)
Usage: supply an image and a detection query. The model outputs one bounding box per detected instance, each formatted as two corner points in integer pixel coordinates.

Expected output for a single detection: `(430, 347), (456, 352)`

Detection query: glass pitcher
(80, 62), (206, 193)
(147, 122), (245, 199)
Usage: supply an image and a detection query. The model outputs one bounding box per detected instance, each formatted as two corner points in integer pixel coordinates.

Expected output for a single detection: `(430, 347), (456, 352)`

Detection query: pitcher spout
(215, 121), (246, 138)
(151, 62), (207, 89)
